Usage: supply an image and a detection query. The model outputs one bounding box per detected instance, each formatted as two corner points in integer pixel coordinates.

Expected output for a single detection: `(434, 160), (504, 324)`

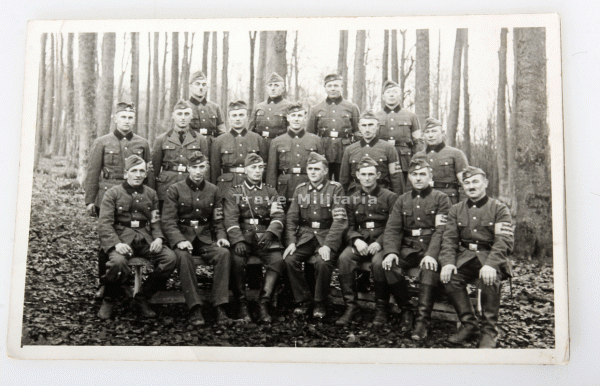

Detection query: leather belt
(223, 167), (246, 173)
(118, 220), (148, 228)
(358, 220), (387, 230)
(163, 163), (188, 172)
(319, 129), (350, 139)
(103, 171), (125, 180)
(300, 219), (333, 229)
(283, 167), (306, 174)
(242, 218), (271, 226)
(260, 130), (280, 139)
(433, 181), (459, 189)
(389, 140), (412, 147)
(460, 241), (492, 251)
(403, 228), (434, 237)
(193, 127), (216, 136)
(179, 218), (209, 226)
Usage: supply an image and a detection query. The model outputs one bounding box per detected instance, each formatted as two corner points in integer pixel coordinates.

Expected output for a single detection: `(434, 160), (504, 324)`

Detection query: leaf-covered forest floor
(21, 157), (555, 348)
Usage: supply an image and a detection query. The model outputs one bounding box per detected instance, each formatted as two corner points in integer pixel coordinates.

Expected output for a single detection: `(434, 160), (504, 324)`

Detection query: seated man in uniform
(336, 156), (398, 326)
(439, 166), (514, 348)
(379, 157), (451, 338)
(283, 152), (348, 319)
(224, 154), (286, 324)
(161, 151), (232, 326)
(97, 155), (177, 319)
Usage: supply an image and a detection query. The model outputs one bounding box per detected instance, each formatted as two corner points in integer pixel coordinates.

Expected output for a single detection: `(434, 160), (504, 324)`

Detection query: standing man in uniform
(97, 155), (177, 319)
(439, 166), (514, 348)
(152, 100), (211, 209)
(413, 118), (469, 204)
(161, 151), (232, 326)
(380, 157), (451, 339)
(211, 101), (268, 198)
(188, 71), (227, 137)
(336, 156), (398, 326)
(283, 152), (348, 319)
(339, 110), (404, 196)
(306, 73), (360, 181)
(267, 102), (323, 207)
(224, 154), (286, 324)
(376, 80), (423, 185)
(249, 72), (293, 148)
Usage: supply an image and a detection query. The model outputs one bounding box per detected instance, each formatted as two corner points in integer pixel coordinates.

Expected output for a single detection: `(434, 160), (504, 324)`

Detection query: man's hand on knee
(440, 264), (457, 284)
(419, 256), (438, 271)
(283, 243), (296, 260)
(367, 242), (382, 255)
(177, 241), (193, 252)
(479, 265), (497, 286)
(115, 243), (133, 255)
(354, 239), (369, 256)
(217, 238), (230, 248)
(319, 246), (331, 261)
(382, 254), (399, 271)
(149, 238), (163, 253)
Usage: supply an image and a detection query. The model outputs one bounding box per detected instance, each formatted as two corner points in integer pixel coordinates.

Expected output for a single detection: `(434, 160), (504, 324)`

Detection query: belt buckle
(366, 222), (375, 229)
(312, 221), (321, 229)
(262, 131), (270, 138)
(411, 229), (422, 236)
(237, 167), (245, 173)
(292, 167), (301, 174)
(388, 139), (396, 145)
(190, 220), (199, 227)
(249, 219), (259, 225)
(469, 243), (478, 251)
(330, 130), (338, 138)
(130, 220), (140, 228)
(177, 165), (187, 172)
(200, 128), (208, 135)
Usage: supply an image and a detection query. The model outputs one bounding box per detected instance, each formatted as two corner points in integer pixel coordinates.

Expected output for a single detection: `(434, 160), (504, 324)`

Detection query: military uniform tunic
(249, 96), (294, 147)
(85, 130), (153, 209)
(189, 95), (225, 138)
(151, 128), (211, 200)
(339, 138), (405, 196)
(414, 142), (469, 204)
(376, 106), (423, 173)
(266, 128), (323, 202)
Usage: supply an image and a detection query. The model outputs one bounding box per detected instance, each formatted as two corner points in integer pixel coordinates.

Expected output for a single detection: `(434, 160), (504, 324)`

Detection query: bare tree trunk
(180, 32), (190, 100)
(293, 31), (299, 100)
(382, 30), (389, 84)
(415, 29), (430, 127)
(202, 31), (210, 75)
(34, 33), (47, 169)
(42, 34), (55, 156)
(65, 33), (76, 167)
(497, 28), (509, 202)
(169, 32), (179, 112)
(159, 33), (167, 121)
(96, 32), (116, 138)
(130, 32), (140, 133)
(220, 32), (229, 114)
(432, 29), (441, 120)
(447, 28), (466, 147)
(149, 32), (160, 145)
(399, 30), (415, 108)
(50, 34), (63, 155)
(144, 32), (152, 138)
(256, 31), (267, 103)
(353, 30), (367, 111)
(210, 32), (218, 102)
(76, 33), (97, 185)
(116, 33), (129, 101)
(511, 27), (551, 260)
(391, 30), (399, 83)
(266, 31), (287, 80)
(462, 30), (471, 160)
(248, 32), (257, 113)
(337, 30), (349, 99)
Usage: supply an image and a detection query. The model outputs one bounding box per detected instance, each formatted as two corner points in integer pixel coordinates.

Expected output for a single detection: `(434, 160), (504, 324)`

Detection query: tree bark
(144, 32), (152, 139)
(149, 32), (160, 146)
(130, 32), (140, 133)
(447, 28), (466, 147)
(382, 30), (389, 84)
(266, 31), (287, 81)
(256, 31), (267, 103)
(34, 33), (47, 169)
(432, 29), (441, 120)
(116, 33), (129, 101)
(202, 31), (210, 75)
(462, 30), (471, 160)
(65, 33), (76, 168)
(180, 32), (190, 100)
(398, 30), (414, 108)
(248, 31), (257, 113)
(220, 32), (229, 114)
(210, 32), (218, 102)
(391, 30), (399, 83)
(42, 34), (55, 156)
(76, 33), (97, 185)
(511, 27), (552, 260)
(96, 32), (116, 137)
(415, 29), (430, 127)
(169, 32), (179, 112)
(159, 33), (167, 121)
(337, 30), (349, 99)
(353, 30), (367, 111)
(497, 28), (509, 202)
(293, 31), (299, 100)
(50, 34), (63, 155)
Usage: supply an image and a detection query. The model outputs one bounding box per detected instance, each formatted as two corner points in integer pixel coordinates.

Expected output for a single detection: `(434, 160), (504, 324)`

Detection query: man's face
(172, 108), (193, 129)
(245, 161), (265, 182)
(228, 109), (248, 130)
(190, 80), (208, 99)
(125, 162), (147, 187)
(114, 111), (136, 133)
(463, 174), (489, 201)
(307, 162), (328, 184)
(357, 166), (380, 190)
(424, 126), (444, 147)
(408, 167), (432, 191)
(188, 161), (208, 183)
(266, 82), (285, 99)
(287, 110), (306, 131)
(358, 118), (379, 141)
(382, 87), (401, 107)
(325, 80), (343, 99)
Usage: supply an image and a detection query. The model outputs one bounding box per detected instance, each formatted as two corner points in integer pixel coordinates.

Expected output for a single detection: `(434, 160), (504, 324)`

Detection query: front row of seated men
(97, 148), (513, 348)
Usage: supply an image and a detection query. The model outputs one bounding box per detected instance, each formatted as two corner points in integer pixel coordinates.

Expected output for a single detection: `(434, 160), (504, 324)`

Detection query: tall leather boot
(389, 279), (413, 332)
(258, 271), (280, 324)
(372, 281), (390, 326)
(478, 283), (502, 348)
(231, 259), (251, 323)
(446, 289), (480, 344)
(336, 274), (360, 325)
(411, 284), (435, 341)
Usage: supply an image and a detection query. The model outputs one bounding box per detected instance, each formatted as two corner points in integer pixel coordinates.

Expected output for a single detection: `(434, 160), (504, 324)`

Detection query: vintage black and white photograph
(8, 15), (567, 363)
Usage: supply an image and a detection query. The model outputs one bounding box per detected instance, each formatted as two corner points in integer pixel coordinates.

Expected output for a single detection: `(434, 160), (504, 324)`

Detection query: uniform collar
(288, 128), (305, 138)
(114, 129), (134, 141)
(230, 128), (248, 137)
(267, 95), (284, 104)
(384, 104), (401, 113)
(412, 185), (433, 198)
(426, 141), (446, 153)
(467, 195), (489, 208)
(244, 179), (263, 190)
(123, 181), (144, 195)
(326, 96), (343, 105)
(186, 177), (205, 191)
(361, 184), (381, 197)
(308, 180), (327, 191)
(189, 95), (207, 106)
(360, 137), (379, 147)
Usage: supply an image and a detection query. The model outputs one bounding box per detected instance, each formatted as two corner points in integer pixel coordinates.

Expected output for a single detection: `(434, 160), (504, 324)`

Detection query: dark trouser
(337, 246), (382, 305)
(285, 238), (338, 303)
(103, 233), (177, 299)
(175, 238), (231, 308)
(329, 163), (341, 181)
(231, 246), (284, 302)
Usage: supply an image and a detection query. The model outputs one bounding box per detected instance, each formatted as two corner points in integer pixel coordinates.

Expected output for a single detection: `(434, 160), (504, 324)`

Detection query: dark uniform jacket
(339, 138), (404, 195)
(439, 196), (514, 277)
(223, 180), (285, 248)
(210, 128), (269, 196)
(414, 142), (469, 202)
(189, 95), (225, 137)
(285, 180), (348, 252)
(383, 186), (451, 260)
(85, 130), (153, 208)
(376, 106), (423, 172)
(161, 178), (227, 248)
(306, 96), (360, 163)
(249, 96), (294, 141)
(98, 182), (164, 253)
(152, 128), (211, 200)
(266, 128), (323, 200)
(346, 185), (398, 246)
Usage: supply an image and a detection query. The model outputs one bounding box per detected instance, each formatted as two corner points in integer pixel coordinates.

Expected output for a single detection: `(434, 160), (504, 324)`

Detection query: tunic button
(124, 147), (127, 150)
(296, 144), (299, 147)
(417, 196), (420, 199)
(333, 119), (336, 122)
(417, 217), (421, 220)
(239, 144), (242, 146)
(196, 209), (199, 211)
(473, 217), (477, 219)
(391, 118), (394, 121)
(136, 200), (139, 202)
(416, 205), (420, 208)
(419, 239), (423, 242)
(473, 229), (477, 232)
(180, 155), (183, 157)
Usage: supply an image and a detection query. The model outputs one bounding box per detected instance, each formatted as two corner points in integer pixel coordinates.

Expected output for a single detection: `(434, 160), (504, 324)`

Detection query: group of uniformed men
(84, 69), (514, 348)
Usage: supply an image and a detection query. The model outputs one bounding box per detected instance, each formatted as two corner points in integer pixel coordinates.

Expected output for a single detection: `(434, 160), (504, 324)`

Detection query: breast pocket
(398, 122), (413, 141)
(129, 145), (145, 159)
(255, 110), (266, 126)
(319, 199), (333, 220)
(402, 208), (413, 223)
(220, 148), (235, 166)
(200, 201), (214, 219)
(179, 202), (193, 215)
(115, 200), (131, 214)
(104, 147), (121, 166)
(340, 113), (352, 129)
(457, 213), (470, 238)
(438, 158), (455, 178)
(375, 155), (387, 173)
(278, 146), (291, 167)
